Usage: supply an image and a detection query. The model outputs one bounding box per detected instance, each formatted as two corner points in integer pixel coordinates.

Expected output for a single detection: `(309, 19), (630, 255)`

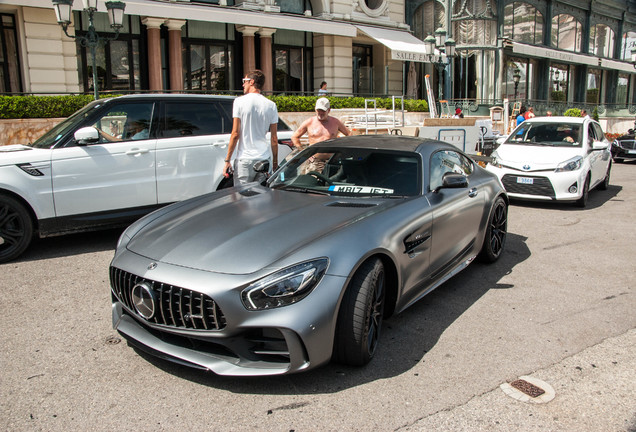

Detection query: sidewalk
(402, 329), (636, 431)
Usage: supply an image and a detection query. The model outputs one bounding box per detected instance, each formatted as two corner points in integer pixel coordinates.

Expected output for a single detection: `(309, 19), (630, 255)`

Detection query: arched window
(412, 0), (446, 41)
(551, 14), (582, 52)
(619, 31), (636, 61)
(503, 2), (544, 45)
(589, 24), (614, 58)
(453, 0), (497, 46)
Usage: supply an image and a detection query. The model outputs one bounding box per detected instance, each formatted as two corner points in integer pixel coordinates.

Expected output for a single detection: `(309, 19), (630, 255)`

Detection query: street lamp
(513, 68), (521, 100)
(52, 0), (126, 100)
(424, 28), (456, 102)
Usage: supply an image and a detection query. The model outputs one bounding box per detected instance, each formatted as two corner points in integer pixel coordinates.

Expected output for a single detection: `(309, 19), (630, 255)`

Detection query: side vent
(239, 189), (261, 197)
(326, 202), (377, 208)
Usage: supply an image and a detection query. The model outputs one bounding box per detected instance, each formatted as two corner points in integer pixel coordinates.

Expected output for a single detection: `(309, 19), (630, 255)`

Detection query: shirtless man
(291, 98), (350, 173)
(291, 98), (350, 149)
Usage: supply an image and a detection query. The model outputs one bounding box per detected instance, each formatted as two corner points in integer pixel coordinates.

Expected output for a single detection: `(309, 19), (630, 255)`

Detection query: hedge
(0, 94), (429, 119)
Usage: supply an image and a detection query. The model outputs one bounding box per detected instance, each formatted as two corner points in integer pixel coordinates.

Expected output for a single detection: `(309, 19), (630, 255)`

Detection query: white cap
(315, 98), (330, 111)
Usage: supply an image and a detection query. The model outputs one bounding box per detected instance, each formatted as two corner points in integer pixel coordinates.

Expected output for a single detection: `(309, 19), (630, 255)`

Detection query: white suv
(0, 94), (294, 262)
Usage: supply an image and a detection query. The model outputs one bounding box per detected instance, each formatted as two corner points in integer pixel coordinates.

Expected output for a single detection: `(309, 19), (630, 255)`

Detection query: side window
(429, 150), (473, 191)
(90, 102), (154, 143)
(218, 100), (234, 133)
(588, 124), (596, 145)
(592, 123), (605, 142)
(162, 101), (230, 138)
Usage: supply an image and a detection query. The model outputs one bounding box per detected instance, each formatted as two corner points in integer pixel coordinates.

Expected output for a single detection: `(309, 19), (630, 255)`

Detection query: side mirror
(253, 160), (270, 173)
(74, 127), (100, 145)
(592, 141), (608, 151)
(434, 172), (468, 193)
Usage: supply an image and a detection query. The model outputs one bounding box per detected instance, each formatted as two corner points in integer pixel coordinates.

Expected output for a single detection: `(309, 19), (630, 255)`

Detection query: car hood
(495, 144), (583, 170)
(126, 186), (394, 274)
(0, 145), (50, 166)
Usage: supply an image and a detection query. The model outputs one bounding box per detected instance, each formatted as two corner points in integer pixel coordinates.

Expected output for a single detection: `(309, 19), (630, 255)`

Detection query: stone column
(165, 19), (186, 92)
(258, 28), (276, 93)
(142, 17), (165, 92)
(236, 26), (259, 77)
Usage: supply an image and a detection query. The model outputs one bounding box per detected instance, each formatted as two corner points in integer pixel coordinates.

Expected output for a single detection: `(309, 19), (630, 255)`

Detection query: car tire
(0, 194), (34, 263)
(576, 175), (590, 208)
(597, 163), (611, 191)
(478, 196), (507, 263)
(333, 258), (385, 366)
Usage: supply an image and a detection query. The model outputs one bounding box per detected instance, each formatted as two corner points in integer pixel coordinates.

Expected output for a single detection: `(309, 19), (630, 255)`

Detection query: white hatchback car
(0, 94), (294, 262)
(486, 116), (611, 208)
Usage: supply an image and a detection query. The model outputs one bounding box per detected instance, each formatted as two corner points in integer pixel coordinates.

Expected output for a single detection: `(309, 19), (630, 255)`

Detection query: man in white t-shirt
(223, 70), (278, 185)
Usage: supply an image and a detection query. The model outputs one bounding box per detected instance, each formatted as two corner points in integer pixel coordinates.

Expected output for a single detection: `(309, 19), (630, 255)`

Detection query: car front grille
(110, 266), (227, 330)
(502, 174), (555, 198)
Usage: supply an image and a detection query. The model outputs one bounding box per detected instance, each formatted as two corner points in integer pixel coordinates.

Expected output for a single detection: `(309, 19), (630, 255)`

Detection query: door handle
(212, 141), (228, 148)
(126, 148), (150, 155)
(468, 187), (478, 197)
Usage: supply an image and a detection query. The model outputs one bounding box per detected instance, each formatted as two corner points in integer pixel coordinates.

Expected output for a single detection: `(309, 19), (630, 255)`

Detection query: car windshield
(269, 146), (421, 197)
(30, 100), (105, 149)
(506, 122), (583, 147)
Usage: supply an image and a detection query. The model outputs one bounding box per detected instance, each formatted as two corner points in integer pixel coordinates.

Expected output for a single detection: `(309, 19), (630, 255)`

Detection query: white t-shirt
(232, 93), (278, 161)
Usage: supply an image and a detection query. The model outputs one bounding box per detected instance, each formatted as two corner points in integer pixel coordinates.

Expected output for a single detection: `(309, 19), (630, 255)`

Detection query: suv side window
(90, 102), (154, 144)
(162, 101), (231, 138)
(592, 123), (605, 142)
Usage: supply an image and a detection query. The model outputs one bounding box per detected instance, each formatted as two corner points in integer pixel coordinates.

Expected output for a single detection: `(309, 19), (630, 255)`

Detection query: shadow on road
(509, 183), (622, 211)
(135, 231), (530, 394)
(13, 227), (123, 263)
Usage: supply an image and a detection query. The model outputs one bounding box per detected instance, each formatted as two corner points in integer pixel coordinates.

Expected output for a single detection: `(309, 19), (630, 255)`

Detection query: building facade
(1, 0), (636, 118)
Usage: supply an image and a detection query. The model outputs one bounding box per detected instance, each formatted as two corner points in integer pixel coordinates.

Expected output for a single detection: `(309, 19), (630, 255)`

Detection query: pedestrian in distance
(224, 70), (279, 186)
(318, 81), (328, 96)
(516, 106), (527, 126)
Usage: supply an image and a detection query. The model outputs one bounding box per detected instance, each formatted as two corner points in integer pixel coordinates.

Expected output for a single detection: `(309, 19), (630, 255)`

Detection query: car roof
(522, 116), (587, 125)
(310, 135), (461, 154)
(100, 94), (236, 103)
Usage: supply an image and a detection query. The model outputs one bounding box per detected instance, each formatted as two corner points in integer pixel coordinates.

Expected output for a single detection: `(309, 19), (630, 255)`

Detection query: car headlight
(241, 258), (329, 310)
(612, 139), (622, 149)
(555, 156), (583, 172)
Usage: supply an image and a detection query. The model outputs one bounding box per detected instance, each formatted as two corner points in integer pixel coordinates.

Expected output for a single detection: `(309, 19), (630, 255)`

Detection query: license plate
(517, 177), (534, 184)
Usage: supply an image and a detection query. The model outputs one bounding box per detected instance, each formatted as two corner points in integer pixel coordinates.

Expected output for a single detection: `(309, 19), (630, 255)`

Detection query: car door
(156, 99), (232, 203)
(51, 101), (157, 217)
(589, 122), (610, 185)
(426, 150), (484, 279)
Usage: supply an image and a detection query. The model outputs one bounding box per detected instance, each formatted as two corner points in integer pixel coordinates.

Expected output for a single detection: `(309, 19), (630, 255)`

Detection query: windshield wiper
(279, 186), (331, 196)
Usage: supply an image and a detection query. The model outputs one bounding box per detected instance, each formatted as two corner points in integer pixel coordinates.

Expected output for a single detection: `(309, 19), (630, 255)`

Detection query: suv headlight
(612, 139), (622, 149)
(555, 156), (583, 172)
(241, 259), (329, 310)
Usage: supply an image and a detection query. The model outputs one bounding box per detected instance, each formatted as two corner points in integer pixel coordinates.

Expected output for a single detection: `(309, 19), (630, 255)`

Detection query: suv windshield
(269, 146), (421, 197)
(507, 122), (583, 147)
(30, 100), (104, 149)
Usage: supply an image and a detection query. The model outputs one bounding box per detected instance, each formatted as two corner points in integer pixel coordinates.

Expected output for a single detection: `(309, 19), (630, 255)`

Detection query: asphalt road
(2, 162), (635, 432)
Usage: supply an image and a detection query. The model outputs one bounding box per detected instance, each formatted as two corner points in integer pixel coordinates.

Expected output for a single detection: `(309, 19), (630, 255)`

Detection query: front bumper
(109, 251), (345, 376)
(486, 165), (585, 202)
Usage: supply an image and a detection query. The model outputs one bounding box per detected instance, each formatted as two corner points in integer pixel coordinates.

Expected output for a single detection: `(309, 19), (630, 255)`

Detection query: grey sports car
(110, 135), (508, 376)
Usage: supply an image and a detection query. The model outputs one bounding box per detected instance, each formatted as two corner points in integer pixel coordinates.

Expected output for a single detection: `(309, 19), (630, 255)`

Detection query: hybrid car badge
(131, 282), (156, 319)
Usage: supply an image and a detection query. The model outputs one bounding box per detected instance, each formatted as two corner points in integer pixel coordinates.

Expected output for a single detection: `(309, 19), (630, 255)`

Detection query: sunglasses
(242, 78), (252, 83)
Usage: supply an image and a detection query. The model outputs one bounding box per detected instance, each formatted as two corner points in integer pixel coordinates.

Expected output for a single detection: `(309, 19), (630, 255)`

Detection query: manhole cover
(500, 375), (555, 404)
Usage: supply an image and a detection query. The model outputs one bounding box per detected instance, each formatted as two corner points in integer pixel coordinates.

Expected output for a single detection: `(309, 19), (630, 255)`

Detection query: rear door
(587, 122), (607, 186)
(155, 98), (233, 204)
(51, 101), (157, 217)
